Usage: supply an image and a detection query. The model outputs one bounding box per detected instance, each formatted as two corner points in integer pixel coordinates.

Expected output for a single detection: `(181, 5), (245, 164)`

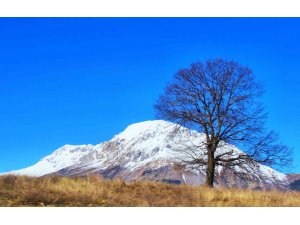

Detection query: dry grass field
(0, 175), (300, 207)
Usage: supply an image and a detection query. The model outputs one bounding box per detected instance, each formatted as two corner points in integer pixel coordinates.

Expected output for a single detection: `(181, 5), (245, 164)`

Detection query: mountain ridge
(1, 120), (288, 190)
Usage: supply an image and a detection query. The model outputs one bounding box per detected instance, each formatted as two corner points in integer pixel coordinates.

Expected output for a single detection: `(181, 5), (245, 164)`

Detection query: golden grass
(0, 175), (299, 207)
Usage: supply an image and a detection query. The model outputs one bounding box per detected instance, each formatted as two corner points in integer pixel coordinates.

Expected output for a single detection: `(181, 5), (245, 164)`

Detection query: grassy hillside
(0, 175), (300, 207)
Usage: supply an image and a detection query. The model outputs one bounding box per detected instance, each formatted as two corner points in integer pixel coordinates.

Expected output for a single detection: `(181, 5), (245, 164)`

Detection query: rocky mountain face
(1, 120), (289, 190)
(287, 174), (300, 191)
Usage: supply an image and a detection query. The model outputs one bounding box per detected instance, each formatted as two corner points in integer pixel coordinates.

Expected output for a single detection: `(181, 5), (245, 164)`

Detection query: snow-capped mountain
(1, 120), (288, 189)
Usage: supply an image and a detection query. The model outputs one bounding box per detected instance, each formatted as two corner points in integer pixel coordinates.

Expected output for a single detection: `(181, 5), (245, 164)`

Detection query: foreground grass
(0, 175), (300, 207)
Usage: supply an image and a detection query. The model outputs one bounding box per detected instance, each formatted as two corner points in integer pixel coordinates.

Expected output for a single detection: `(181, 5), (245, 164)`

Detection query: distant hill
(1, 120), (289, 190)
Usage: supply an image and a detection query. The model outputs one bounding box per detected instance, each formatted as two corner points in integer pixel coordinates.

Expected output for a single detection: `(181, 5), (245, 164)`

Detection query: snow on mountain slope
(3, 144), (94, 176)
(1, 120), (288, 189)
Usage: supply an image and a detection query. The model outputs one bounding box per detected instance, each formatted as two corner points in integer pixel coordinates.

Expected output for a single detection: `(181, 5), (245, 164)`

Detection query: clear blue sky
(0, 18), (299, 173)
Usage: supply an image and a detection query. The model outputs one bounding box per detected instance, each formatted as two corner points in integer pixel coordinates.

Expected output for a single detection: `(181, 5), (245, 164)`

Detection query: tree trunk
(205, 147), (215, 188)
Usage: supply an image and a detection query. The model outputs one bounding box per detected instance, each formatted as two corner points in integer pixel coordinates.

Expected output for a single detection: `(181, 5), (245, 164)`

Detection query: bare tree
(155, 58), (292, 187)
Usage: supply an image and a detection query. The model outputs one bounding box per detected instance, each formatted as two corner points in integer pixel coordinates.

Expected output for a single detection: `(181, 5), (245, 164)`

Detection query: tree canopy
(155, 58), (292, 187)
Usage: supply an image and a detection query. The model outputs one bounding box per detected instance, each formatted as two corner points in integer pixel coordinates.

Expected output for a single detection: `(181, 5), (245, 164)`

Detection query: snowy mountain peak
(0, 120), (289, 189)
(114, 120), (176, 140)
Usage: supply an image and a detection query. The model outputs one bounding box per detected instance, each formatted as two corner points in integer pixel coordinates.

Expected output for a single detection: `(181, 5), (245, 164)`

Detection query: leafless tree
(155, 58), (292, 187)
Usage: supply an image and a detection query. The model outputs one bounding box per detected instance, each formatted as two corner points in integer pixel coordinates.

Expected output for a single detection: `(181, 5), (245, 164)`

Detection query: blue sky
(0, 18), (299, 173)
